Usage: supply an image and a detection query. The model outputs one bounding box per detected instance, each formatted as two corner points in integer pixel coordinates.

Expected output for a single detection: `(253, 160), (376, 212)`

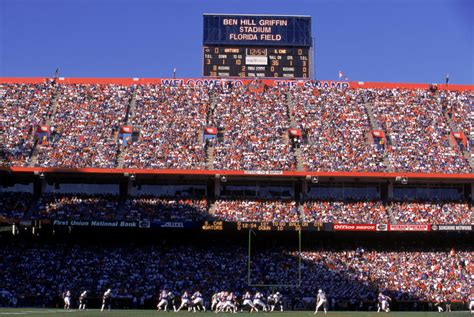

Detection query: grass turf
(0, 309), (471, 317)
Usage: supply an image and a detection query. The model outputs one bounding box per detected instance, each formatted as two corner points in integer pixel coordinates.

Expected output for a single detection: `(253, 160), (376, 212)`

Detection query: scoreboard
(203, 46), (310, 78)
(203, 14), (312, 79)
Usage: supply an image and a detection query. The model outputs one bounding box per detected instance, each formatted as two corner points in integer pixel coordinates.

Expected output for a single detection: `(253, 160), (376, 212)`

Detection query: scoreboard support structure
(203, 14), (312, 79)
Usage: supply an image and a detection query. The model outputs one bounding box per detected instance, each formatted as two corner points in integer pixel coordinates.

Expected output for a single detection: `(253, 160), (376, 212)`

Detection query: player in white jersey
(215, 292), (227, 312)
(101, 289), (112, 312)
(157, 290), (169, 312)
(78, 291), (87, 310)
(434, 295), (444, 312)
(222, 292), (237, 313)
(253, 292), (267, 312)
(192, 291), (206, 312)
(176, 291), (191, 312)
(63, 290), (71, 310)
(377, 292), (391, 313)
(241, 291), (257, 312)
(271, 292), (284, 312)
(314, 289), (327, 314)
(211, 293), (219, 311)
(469, 297), (474, 313)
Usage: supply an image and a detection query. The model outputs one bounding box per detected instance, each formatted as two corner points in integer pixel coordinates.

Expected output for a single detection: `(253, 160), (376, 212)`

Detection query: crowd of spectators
(387, 201), (473, 225)
(293, 88), (385, 172)
(369, 89), (470, 173)
(1, 82), (473, 173)
(0, 242), (471, 308)
(211, 199), (299, 222)
(124, 196), (208, 222)
(35, 193), (119, 220)
(211, 86), (296, 171)
(298, 247), (472, 303)
(0, 192), (33, 219)
(442, 90), (473, 139)
(35, 84), (130, 168)
(123, 85), (208, 169)
(1, 192), (469, 225)
(301, 200), (389, 224)
(0, 83), (54, 166)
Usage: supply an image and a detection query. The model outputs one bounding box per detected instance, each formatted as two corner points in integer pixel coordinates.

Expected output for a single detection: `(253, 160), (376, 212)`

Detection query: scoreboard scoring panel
(203, 46), (310, 78)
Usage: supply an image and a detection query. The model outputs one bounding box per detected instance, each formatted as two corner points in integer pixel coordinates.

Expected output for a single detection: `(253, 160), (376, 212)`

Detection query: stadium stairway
(384, 203), (397, 224)
(206, 146), (215, 169)
(28, 88), (61, 167)
(298, 204), (305, 220)
(363, 102), (381, 130)
(116, 88), (137, 168)
(208, 201), (216, 218)
(442, 110), (474, 171)
(363, 102), (393, 172)
(286, 92), (304, 171)
(295, 148), (303, 171)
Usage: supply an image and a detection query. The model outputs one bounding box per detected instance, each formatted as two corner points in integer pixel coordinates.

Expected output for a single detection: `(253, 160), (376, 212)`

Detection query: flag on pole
(338, 70), (349, 81)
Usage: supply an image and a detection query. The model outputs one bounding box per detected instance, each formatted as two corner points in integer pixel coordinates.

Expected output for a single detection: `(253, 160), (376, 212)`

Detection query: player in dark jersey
(272, 292), (284, 312)
(168, 291), (177, 312)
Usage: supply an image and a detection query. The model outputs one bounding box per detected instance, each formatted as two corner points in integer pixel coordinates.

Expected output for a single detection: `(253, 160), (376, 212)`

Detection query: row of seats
(1, 193), (471, 224)
(1, 83), (472, 172)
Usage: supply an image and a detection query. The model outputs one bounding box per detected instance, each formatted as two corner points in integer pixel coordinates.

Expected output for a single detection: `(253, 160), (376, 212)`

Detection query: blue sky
(0, 0), (472, 83)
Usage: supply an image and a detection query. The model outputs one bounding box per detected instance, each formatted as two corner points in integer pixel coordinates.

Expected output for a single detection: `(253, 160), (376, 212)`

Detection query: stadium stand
(0, 83), (55, 166)
(211, 85), (297, 171)
(124, 196), (208, 222)
(0, 192), (34, 219)
(123, 84), (208, 169)
(0, 241), (471, 308)
(35, 84), (130, 168)
(35, 193), (120, 220)
(211, 199), (299, 222)
(1, 79), (473, 173)
(301, 200), (389, 224)
(293, 88), (386, 172)
(387, 200), (473, 225)
(369, 89), (471, 173)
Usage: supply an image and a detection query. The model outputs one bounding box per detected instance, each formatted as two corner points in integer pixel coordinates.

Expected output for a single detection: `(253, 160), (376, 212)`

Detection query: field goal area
(247, 229), (302, 289)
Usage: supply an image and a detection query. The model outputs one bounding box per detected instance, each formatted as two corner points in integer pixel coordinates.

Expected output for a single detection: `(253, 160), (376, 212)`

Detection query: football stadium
(0, 3), (473, 317)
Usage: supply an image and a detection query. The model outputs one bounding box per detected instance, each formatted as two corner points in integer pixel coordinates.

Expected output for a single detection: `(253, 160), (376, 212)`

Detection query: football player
(176, 291), (191, 312)
(101, 289), (112, 312)
(314, 289), (327, 314)
(192, 291), (206, 312)
(78, 290), (87, 310)
(157, 290), (169, 312)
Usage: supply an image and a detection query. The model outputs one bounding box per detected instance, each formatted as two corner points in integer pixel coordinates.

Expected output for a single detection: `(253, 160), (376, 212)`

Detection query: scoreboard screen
(203, 46), (310, 78)
(203, 14), (312, 79)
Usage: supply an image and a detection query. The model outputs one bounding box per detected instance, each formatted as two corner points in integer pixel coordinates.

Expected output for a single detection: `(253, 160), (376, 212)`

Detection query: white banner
(245, 56), (268, 65)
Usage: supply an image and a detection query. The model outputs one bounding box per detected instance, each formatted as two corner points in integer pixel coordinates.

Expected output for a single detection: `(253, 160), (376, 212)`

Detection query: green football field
(0, 310), (471, 317)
